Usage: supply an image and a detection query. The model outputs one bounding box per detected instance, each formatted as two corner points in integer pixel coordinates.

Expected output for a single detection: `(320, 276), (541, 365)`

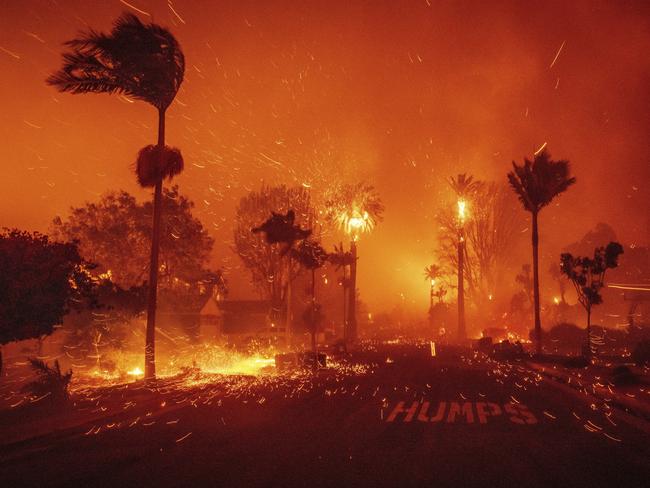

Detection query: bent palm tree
(507, 150), (576, 355)
(48, 12), (185, 379)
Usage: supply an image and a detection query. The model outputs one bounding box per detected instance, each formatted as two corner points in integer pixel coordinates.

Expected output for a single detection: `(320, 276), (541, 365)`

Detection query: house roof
(200, 299), (270, 315)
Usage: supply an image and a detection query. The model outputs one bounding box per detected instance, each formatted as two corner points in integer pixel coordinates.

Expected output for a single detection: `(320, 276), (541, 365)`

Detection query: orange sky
(1, 0), (649, 311)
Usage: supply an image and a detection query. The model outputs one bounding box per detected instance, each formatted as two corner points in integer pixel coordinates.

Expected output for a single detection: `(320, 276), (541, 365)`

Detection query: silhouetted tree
(22, 358), (73, 405)
(52, 187), (216, 290)
(560, 242), (624, 357)
(508, 150), (576, 354)
(235, 186), (314, 338)
(328, 243), (355, 340)
(291, 239), (328, 353)
(48, 12), (186, 380)
(0, 229), (94, 375)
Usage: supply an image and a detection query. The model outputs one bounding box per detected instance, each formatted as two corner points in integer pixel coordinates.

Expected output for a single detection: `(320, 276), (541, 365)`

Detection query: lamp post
(457, 198), (467, 341)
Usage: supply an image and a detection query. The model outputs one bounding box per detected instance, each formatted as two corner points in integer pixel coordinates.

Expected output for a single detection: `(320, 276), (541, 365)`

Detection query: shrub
(631, 339), (650, 367)
(611, 365), (638, 386)
(22, 358), (72, 404)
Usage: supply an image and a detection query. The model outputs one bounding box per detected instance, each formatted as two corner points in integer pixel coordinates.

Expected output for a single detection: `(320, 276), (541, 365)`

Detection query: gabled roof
(201, 299), (270, 315)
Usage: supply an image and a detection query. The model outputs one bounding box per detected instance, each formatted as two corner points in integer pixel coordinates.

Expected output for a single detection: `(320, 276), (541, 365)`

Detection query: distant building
(199, 299), (280, 341)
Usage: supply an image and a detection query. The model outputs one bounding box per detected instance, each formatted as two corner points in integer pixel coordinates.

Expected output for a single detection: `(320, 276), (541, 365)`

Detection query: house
(199, 299), (278, 341)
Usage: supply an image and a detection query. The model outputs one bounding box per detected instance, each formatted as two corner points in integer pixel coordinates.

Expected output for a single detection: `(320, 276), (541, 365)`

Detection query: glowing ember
(127, 367), (144, 377)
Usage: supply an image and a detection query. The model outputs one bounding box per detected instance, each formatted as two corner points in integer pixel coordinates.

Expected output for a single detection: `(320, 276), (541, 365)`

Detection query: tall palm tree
(328, 243), (354, 344)
(47, 12), (185, 379)
(448, 174), (481, 341)
(325, 183), (384, 343)
(508, 150), (576, 355)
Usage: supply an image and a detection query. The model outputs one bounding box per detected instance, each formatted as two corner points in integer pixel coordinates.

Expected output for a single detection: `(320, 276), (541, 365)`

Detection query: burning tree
(424, 264), (445, 325)
(234, 186), (315, 336)
(324, 182), (384, 343)
(328, 243), (355, 340)
(560, 242), (624, 357)
(0, 229), (95, 375)
(436, 182), (521, 319)
(508, 150), (576, 355)
(48, 12), (186, 380)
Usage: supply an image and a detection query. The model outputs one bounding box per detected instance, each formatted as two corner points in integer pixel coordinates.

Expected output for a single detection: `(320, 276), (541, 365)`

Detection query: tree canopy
(507, 150), (576, 214)
(234, 185), (314, 303)
(52, 186), (216, 289)
(0, 229), (94, 346)
(47, 12), (185, 111)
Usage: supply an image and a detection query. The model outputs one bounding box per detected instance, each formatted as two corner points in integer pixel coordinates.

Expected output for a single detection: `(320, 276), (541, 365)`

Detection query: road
(1, 343), (649, 487)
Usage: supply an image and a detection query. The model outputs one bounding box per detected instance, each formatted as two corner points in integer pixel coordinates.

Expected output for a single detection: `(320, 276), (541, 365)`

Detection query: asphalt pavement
(1, 343), (648, 487)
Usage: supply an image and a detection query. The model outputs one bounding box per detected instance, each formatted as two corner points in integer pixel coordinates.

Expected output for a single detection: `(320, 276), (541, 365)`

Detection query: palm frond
(507, 149), (576, 213)
(48, 11), (185, 110)
(449, 173), (482, 198)
(135, 145), (184, 187)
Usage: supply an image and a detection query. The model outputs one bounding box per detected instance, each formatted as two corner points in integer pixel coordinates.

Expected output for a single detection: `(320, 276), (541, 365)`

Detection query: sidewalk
(526, 360), (650, 423)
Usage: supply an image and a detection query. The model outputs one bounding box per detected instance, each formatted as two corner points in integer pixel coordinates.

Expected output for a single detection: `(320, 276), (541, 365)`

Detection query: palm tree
(328, 243), (354, 344)
(291, 239), (328, 355)
(325, 183), (384, 343)
(448, 174), (482, 341)
(508, 150), (576, 355)
(47, 12), (185, 380)
(253, 209), (312, 344)
(424, 264), (442, 311)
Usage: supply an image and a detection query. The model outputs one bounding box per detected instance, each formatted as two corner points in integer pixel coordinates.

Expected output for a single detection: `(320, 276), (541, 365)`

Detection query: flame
(457, 199), (467, 223)
(337, 208), (373, 240)
(127, 367), (144, 377)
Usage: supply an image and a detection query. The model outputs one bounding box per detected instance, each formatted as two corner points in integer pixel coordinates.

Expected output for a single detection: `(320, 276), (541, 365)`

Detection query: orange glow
(338, 208), (373, 241)
(0, 1), (648, 318)
(457, 199), (467, 224)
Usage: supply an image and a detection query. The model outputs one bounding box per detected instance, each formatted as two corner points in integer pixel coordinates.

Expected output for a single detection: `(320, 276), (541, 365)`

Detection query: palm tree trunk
(144, 107), (165, 380)
(585, 307), (592, 358)
(0, 346), (3, 377)
(348, 240), (358, 343)
(342, 266), (348, 345)
(286, 255), (292, 347)
(532, 211), (542, 355)
(457, 229), (466, 341)
(429, 283), (434, 331)
(311, 268), (317, 354)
